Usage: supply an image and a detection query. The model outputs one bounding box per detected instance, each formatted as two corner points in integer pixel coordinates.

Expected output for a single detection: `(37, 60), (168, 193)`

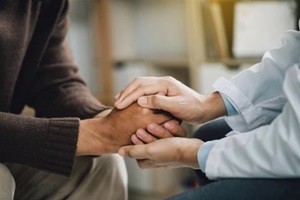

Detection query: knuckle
(164, 76), (176, 84)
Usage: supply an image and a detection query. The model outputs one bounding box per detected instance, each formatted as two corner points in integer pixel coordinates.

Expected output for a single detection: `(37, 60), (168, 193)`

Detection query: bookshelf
(93, 0), (289, 104)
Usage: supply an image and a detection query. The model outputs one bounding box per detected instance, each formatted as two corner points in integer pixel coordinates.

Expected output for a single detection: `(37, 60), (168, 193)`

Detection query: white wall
(110, 0), (188, 60)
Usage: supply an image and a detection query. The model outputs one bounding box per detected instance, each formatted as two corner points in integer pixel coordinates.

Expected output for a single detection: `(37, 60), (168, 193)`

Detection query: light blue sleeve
(220, 93), (238, 116)
(197, 94), (237, 172)
(197, 140), (218, 172)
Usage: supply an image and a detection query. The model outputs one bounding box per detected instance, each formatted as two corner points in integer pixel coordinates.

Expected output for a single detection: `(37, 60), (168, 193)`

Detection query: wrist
(200, 92), (226, 122)
(179, 138), (204, 169)
(76, 118), (106, 156)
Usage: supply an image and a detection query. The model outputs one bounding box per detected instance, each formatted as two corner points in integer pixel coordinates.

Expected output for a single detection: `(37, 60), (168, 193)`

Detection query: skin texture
(115, 76), (226, 124)
(114, 76), (226, 169)
(119, 137), (204, 169)
(77, 102), (174, 156)
(132, 120), (187, 145)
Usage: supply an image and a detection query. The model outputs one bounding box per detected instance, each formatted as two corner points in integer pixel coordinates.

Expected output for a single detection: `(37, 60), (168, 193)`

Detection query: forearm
(0, 112), (79, 176)
(29, 83), (110, 119)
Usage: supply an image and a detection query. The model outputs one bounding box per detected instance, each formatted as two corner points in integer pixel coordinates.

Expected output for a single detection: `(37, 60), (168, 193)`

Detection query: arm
(0, 112), (79, 176)
(119, 65), (300, 176)
(0, 103), (172, 175)
(214, 30), (300, 132)
(27, 1), (108, 119)
(77, 103), (173, 155)
(205, 65), (300, 179)
(0, 1), (97, 176)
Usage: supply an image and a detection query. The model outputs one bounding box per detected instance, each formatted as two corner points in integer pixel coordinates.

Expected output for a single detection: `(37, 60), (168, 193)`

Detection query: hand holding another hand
(119, 137), (204, 169)
(131, 120), (186, 145)
(115, 76), (226, 124)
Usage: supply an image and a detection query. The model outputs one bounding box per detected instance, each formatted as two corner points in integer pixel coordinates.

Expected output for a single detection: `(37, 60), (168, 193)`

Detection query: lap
(7, 154), (127, 200)
(193, 118), (232, 185)
(189, 120), (300, 200)
(169, 178), (300, 200)
(0, 163), (15, 200)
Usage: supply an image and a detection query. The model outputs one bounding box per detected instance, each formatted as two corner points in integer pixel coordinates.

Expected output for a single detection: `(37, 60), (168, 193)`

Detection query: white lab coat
(206, 29), (300, 179)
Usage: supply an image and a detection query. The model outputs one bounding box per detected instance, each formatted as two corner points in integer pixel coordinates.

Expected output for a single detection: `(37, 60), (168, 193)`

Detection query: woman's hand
(119, 137), (204, 169)
(115, 76), (226, 124)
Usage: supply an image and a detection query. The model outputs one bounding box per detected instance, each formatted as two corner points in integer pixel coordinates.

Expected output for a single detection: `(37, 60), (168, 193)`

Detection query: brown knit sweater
(0, 0), (108, 176)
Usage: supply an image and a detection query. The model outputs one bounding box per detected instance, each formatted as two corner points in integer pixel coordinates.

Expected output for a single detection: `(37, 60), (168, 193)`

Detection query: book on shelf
(208, 1), (230, 60)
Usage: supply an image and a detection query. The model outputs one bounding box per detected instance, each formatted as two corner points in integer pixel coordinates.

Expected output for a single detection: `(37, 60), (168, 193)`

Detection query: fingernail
(138, 97), (147, 105)
(137, 130), (147, 138)
(148, 124), (156, 131)
(115, 98), (122, 106)
(118, 148), (126, 157)
(115, 93), (120, 100)
(163, 122), (173, 130)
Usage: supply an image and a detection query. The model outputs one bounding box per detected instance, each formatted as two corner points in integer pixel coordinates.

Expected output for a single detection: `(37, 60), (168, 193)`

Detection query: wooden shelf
(114, 57), (189, 68)
(206, 57), (261, 68)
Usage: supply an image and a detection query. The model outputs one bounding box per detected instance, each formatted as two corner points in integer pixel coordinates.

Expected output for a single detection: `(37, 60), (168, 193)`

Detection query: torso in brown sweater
(0, 0), (106, 175)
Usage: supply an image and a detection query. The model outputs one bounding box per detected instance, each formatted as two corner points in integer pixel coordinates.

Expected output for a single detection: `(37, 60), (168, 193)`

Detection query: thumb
(138, 95), (178, 114)
(118, 145), (147, 159)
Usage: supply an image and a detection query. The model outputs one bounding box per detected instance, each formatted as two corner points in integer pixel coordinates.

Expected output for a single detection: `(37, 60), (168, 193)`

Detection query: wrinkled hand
(119, 137), (203, 169)
(77, 103), (174, 156)
(114, 77), (226, 124)
(131, 120), (187, 145)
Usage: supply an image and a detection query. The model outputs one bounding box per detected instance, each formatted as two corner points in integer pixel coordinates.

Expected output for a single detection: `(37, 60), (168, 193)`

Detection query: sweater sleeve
(0, 112), (79, 176)
(27, 0), (109, 119)
(3, 0), (107, 176)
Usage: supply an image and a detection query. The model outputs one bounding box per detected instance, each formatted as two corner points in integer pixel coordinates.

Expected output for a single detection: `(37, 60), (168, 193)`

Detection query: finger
(138, 95), (178, 113)
(114, 92), (121, 100)
(136, 129), (158, 144)
(114, 78), (148, 108)
(118, 145), (148, 159)
(131, 134), (144, 145)
(115, 82), (168, 109)
(147, 123), (173, 139)
(163, 120), (187, 137)
(115, 78), (141, 101)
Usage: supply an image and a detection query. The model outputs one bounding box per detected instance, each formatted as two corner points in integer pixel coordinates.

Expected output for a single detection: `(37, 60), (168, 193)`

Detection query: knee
(0, 164), (15, 198)
(91, 155), (128, 199)
(93, 154), (128, 184)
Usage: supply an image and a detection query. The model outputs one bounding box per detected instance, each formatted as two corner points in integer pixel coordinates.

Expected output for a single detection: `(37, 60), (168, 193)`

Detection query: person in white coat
(114, 6), (300, 200)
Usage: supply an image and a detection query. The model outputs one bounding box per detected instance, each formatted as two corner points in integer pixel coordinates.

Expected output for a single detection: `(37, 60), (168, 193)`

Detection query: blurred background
(66, 0), (297, 199)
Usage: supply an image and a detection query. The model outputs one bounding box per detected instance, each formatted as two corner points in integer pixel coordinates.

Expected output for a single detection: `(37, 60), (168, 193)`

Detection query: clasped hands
(78, 77), (225, 169)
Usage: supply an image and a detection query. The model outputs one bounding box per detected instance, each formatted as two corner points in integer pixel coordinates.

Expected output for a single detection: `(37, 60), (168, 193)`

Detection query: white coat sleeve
(205, 65), (300, 179)
(213, 30), (300, 132)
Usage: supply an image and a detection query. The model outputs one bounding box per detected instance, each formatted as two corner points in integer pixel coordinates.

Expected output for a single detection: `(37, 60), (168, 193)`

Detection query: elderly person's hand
(76, 103), (174, 156)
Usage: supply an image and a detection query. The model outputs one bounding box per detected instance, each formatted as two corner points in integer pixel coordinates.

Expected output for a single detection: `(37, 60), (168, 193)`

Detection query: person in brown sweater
(0, 0), (177, 199)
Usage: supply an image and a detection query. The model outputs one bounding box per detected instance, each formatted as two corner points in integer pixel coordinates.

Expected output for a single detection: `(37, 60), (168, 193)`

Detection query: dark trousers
(168, 118), (300, 200)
